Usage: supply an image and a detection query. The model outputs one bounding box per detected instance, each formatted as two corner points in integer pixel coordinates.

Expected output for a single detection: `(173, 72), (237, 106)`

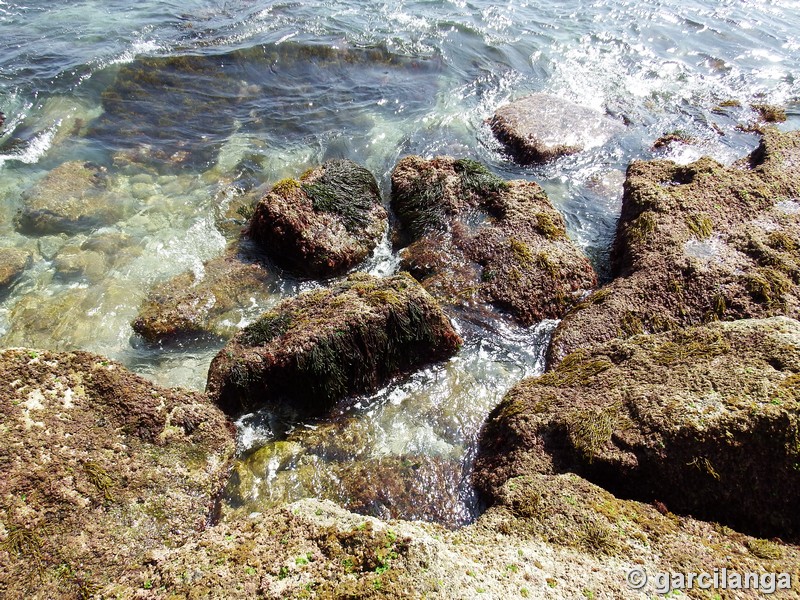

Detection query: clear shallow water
(1, 0), (799, 525)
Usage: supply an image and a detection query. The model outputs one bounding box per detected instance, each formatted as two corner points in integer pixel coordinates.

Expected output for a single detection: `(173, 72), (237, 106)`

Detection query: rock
(548, 128), (800, 364)
(206, 272), (462, 417)
(248, 160), (387, 278)
(0, 349), (235, 599)
(0, 248), (30, 292)
(109, 482), (799, 599)
(391, 156), (597, 325)
(53, 246), (107, 282)
(489, 93), (625, 164)
(476, 317), (800, 539)
(132, 253), (273, 343)
(752, 103), (787, 123)
(15, 161), (124, 235)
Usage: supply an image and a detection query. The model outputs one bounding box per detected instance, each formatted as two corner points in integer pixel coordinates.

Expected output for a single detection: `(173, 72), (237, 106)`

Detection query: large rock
(476, 317), (800, 539)
(248, 160), (387, 278)
(0, 349), (235, 599)
(549, 128), (800, 365)
(206, 272), (462, 417)
(0, 248), (30, 293)
(110, 478), (799, 599)
(15, 161), (124, 234)
(132, 252), (273, 343)
(391, 156), (597, 325)
(489, 93), (625, 164)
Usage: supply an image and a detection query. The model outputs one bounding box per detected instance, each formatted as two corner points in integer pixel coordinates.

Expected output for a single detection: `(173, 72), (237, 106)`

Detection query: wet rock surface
(489, 93), (625, 164)
(476, 317), (800, 539)
(248, 159), (387, 278)
(206, 272), (462, 418)
(0, 349), (235, 599)
(391, 156), (597, 325)
(15, 161), (125, 235)
(132, 251), (274, 343)
(0, 248), (30, 292)
(549, 128), (800, 364)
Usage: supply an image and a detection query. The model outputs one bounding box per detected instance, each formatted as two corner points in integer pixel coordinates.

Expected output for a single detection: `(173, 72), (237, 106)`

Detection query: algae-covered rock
(489, 93), (625, 164)
(391, 156), (596, 325)
(0, 349), (235, 599)
(132, 253), (273, 343)
(111, 486), (799, 599)
(206, 272), (461, 417)
(0, 248), (30, 292)
(248, 160), (386, 278)
(15, 161), (124, 234)
(549, 128), (800, 364)
(476, 317), (800, 539)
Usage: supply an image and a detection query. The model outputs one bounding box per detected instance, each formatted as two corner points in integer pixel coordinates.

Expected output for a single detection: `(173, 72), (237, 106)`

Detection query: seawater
(1, 0), (799, 526)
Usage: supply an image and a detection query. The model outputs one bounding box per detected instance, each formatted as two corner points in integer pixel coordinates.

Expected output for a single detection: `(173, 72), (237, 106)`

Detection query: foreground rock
(0, 349), (235, 599)
(489, 93), (625, 164)
(132, 252), (273, 343)
(106, 474), (799, 598)
(476, 317), (800, 539)
(391, 156), (596, 325)
(0, 248), (30, 293)
(248, 159), (387, 278)
(207, 272), (461, 417)
(549, 128), (800, 364)
(15, 161), (124, 234)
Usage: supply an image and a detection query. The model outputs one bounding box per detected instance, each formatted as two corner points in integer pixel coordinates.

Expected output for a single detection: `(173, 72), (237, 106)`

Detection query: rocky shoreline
(2, 95), (800, 599)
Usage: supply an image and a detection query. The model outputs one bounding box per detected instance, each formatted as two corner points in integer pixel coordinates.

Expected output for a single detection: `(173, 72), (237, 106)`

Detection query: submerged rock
(476, 317), (800, 539)
(549, 128), (800, 364)
(489, 93), (625, 164)
(132, 252), (273, 343)
(206, 272), (461, 417)
(0, 349), (235, 599)
(15, 161), (124, 235)
(248, 160), (386, 278)
(226, 449), (466, 528)
(391, 156), (596, 325)
(0, 248), (30, 293)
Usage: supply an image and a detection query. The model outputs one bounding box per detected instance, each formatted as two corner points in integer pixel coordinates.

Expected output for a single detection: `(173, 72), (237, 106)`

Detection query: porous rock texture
(206, 272), (461, 417)
(0, 349), (235, 599)
(132, 251), (273, 343)
(391, 156), (597, 325)
(549, 128), (800, 365)
(476, 317), (800, 540)
(15, 161), (125, 234)
(109, 476), (799, 599)
(489, 93), (625, 164)
(248, 159), (387, 278)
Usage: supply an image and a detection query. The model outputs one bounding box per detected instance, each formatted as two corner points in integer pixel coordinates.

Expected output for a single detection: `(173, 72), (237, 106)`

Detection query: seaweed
(453, 158), (509, 198)
(301, 160), (380, 233)
(241, 312), (292, 347)
(392, 174), (448, 237)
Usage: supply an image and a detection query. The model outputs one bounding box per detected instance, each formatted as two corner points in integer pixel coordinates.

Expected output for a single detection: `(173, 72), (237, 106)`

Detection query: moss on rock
(549, 128), (800, 365)
(248, 160), (387, 278)
(391, 155), (596, 325)
(206, 272), (461, 417)
(477, 317), (800, 540)
(0, 349), (235, 599)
